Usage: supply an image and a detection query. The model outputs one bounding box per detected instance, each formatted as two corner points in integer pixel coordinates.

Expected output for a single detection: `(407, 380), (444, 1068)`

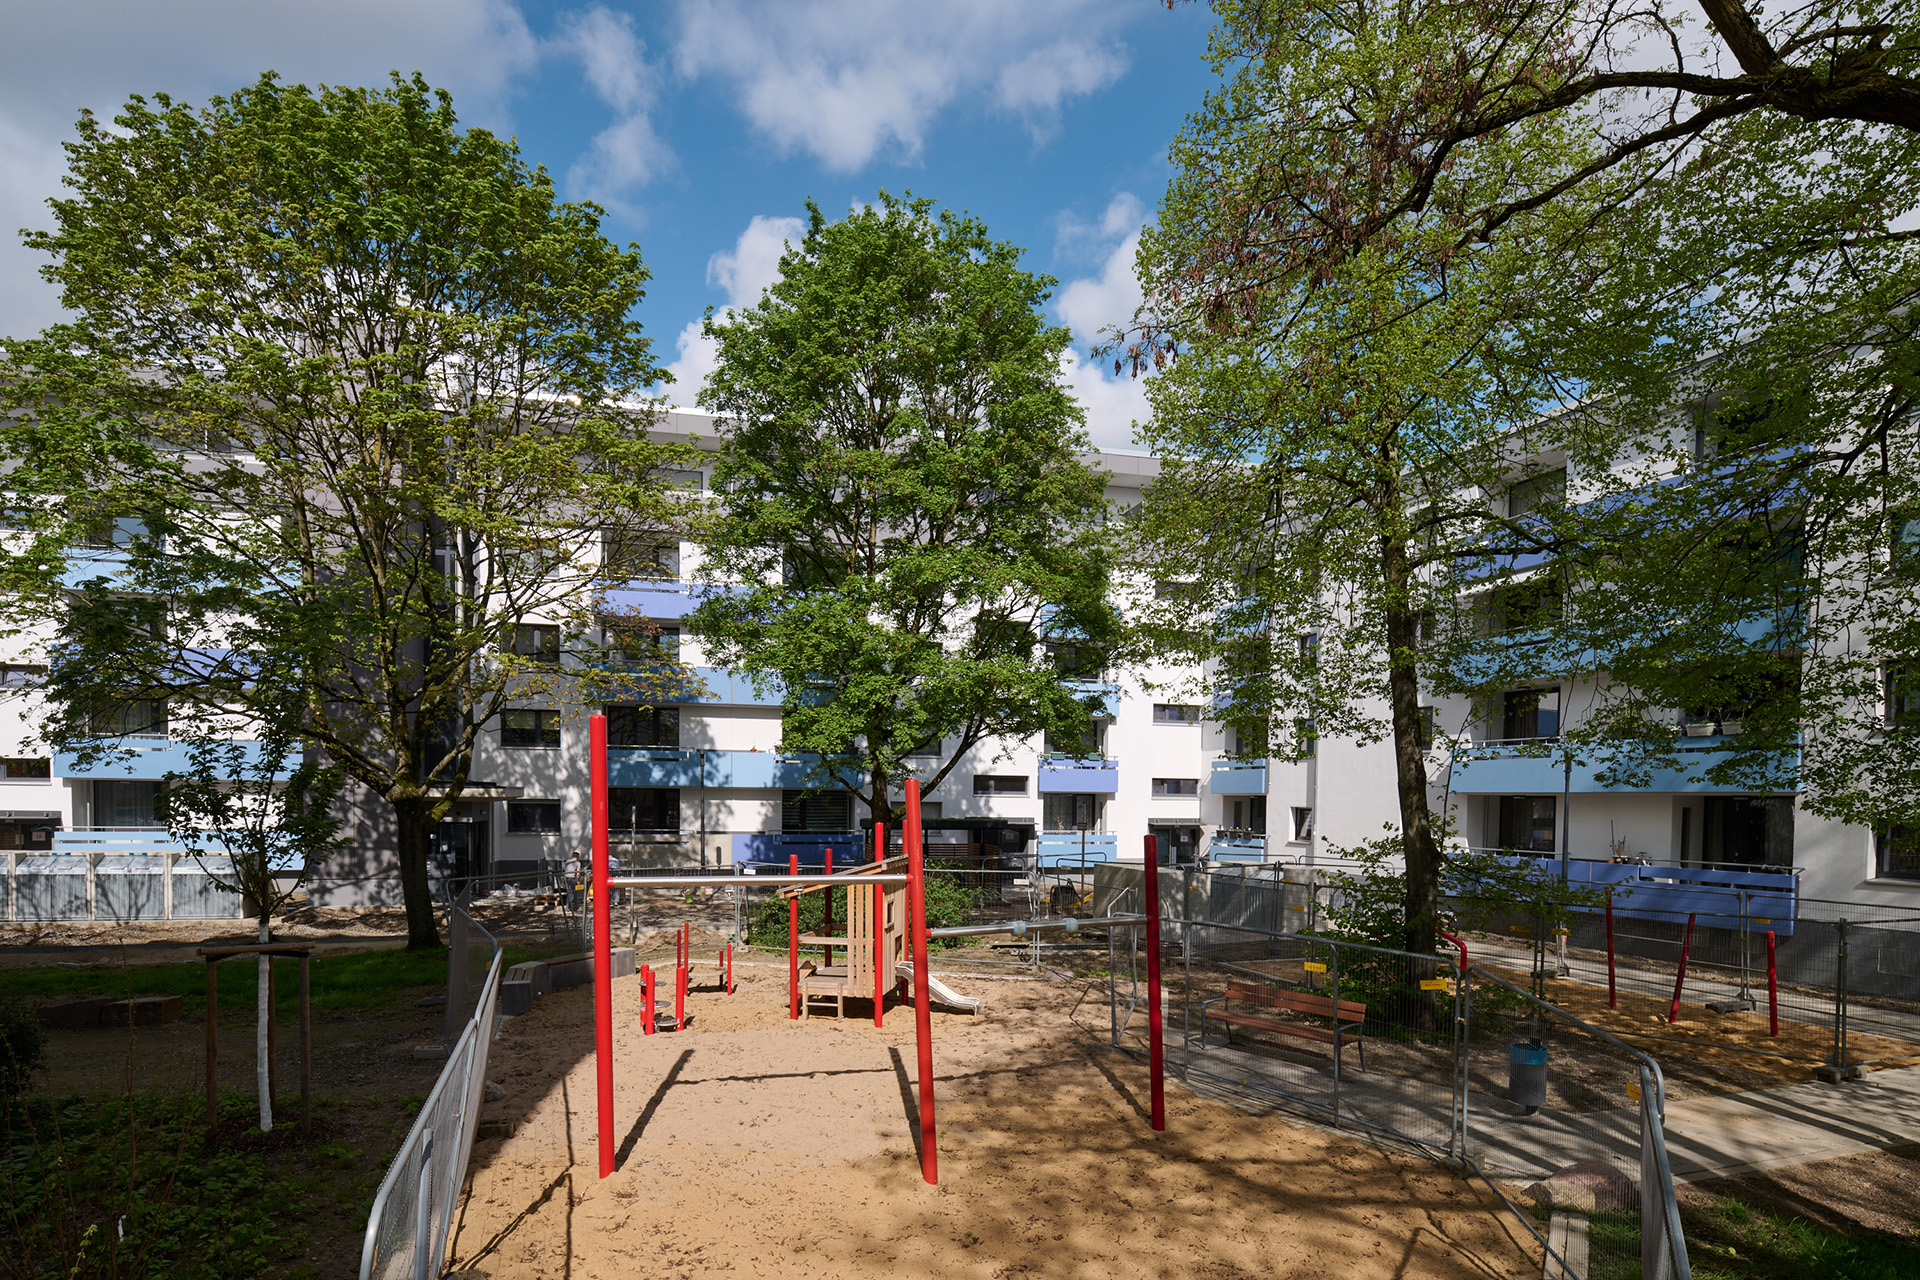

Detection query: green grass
(6, 942), (570, 1015)
(1585, 1198), (1920, 1280)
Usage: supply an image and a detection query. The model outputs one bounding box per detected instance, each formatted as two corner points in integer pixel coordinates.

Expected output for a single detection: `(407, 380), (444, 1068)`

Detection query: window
(1497, 796), (1558, 854)
(91, 698), (167, 739)
(1292, 807), (1314, 840)
(74, 514), (151, 551)
(1695, 396), (1781, 462)
(605, 704), (680, 747)
(1043, 793), (1103, 831)
(1154, 580), (1199, 601)
(1888, 665), (1920, 729)
(94, 779), (162, 827)
(973, 775), (1027, 796)
(603, 529), (680, 581)
(1891, 511), (1920, 574)
(659, 467), (705, 491)
(509, 624), (560, 664)
(1501, 688), (1560, 741)
(502, 709), (561, 748)
(1490, 579), (1563, 635)
(1877, 825), (1920, 881)
(610, 787), (680, 833)
(1153, 704), (1202, 724)
(1293, 717), (1317, 758)
(1417, 705), (1439, 751)
(506, 801), (562, 835)
(1045, 721), (1104, 759)
(782, 788), (852, 832)
(1046, 641), (1106, 680)
(605, 621), (679, 663)
(0, 664), (46, 689)
(1152, 778), (1198, 796)
(0, 758), (49, 779)
(1227, 797), (1267, 835)
(1506, 468), (1566, 519)
(1701, 795), (1794, 868)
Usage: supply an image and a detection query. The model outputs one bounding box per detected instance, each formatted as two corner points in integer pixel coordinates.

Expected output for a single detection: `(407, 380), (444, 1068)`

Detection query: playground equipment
(586, 714), (1167, 1186)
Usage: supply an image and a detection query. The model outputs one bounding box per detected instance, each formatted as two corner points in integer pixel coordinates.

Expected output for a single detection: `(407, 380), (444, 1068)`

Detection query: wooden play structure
(782, 842), (913, 1023)
(641, 921), (736, 1034)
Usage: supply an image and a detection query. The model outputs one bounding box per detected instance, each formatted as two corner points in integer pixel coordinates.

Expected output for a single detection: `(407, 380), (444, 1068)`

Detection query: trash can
(1508, 1037), (1548, 1114)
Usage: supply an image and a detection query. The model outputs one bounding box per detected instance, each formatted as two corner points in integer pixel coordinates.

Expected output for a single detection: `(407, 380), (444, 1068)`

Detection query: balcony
(605, 748), (833, 789)
(1208, 830), (1268, 862)
(1210, 759), (1267, 794)
(1038, 757), (1117, 793)
(1449, 735), (1799, 795)
(1034, 832), (1118, 866)
(53, 739), (277, 782)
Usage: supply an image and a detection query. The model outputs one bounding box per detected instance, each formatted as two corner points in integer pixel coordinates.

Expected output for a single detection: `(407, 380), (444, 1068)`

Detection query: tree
(1148, 1), (1920, 838)
(0, 74), (693, 948)
(690, 194), (1119, 827)
(1126, 6), (1617, 955)
(159, 696), (345, 1133)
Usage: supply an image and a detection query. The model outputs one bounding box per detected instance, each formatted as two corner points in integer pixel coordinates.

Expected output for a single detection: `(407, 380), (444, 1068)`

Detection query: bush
(745, 865), (991, 954)
(0, 999), (46, 1102)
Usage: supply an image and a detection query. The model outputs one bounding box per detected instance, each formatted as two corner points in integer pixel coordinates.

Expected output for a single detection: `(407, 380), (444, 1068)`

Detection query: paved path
(1175, 1042), (1920, 1184)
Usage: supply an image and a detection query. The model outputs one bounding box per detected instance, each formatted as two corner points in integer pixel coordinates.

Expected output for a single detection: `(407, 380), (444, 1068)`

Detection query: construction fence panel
(359, 903), (503, 1280)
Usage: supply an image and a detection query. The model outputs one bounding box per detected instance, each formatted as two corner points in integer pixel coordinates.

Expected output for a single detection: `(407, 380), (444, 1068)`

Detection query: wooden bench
(1199, 980), (1368, 1071)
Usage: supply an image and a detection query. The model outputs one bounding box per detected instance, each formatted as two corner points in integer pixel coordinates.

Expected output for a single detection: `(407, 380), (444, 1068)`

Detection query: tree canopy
(691, 194), (1119, 825)
(0, 73), (692, 947)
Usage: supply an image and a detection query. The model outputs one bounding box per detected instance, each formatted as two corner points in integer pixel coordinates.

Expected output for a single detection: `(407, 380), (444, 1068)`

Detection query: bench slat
(1223, 980), (1365, 1021)
(1211, 1010), (1344, 1044)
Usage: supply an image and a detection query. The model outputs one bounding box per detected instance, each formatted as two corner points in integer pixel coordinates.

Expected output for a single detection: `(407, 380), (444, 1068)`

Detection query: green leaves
(692, 193), (1119, 819)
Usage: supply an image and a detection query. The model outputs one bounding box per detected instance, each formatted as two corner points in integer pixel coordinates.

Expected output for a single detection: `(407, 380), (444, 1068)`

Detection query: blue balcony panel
(1208, 835), (1269, 863)
(606, 748), (842, 790)
(733, 832), (864, 869)
(1472, 854), (1798, 935)
(1449, 739), (1798, 795)
(1037, 759), (1118, 793)
(54, 739), (277, 782)
(1210, 760), (1268, 794)
(600, 582), (705, 621)
(1034, 832), (1118, 867)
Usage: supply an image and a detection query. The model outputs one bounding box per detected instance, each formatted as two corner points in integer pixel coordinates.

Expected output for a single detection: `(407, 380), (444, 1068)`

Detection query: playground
(445, 959), (1540, 1279)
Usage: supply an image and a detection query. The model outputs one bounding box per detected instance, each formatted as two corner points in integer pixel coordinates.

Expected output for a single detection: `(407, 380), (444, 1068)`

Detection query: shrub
(0, 999), (46, 1103)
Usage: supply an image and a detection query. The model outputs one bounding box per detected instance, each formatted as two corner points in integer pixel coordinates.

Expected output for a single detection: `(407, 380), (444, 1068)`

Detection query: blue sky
(0, 0), (1221, 449)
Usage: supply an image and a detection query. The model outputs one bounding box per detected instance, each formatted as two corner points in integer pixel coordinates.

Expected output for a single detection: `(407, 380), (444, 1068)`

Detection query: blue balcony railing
(1038, 758), (1117, 793)
(1209, 759), (1267, 794)
(1449, 735), (1799, 795)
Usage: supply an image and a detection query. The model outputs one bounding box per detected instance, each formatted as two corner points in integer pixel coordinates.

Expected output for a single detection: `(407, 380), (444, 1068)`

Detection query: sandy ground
(448, 965), (1539, 1280)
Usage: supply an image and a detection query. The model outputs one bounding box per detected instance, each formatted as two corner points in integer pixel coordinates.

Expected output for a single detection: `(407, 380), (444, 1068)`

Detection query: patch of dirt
(1680, 1142), (1920, 1240)
(448, 965), (1540, 1280)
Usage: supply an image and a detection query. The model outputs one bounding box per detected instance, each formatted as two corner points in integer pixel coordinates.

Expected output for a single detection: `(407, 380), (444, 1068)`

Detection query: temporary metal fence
(359, 900), (503, 1280)
(1096, 865), (1691, 1279)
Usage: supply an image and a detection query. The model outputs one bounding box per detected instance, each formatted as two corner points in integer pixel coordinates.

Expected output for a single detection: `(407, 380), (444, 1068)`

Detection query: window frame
(501, 708), (562, 749)
(972, 775), (1028, 796)
(1152, 703), (1202, 725)
(505, 800), (563, 835)
(1151, 778), (1199, 797)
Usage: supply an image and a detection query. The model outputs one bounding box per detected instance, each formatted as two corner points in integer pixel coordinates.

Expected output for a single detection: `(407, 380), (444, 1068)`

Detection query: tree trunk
(255, 917), (273, 1133)
(1380, 537), (1442, 959)
(394, 796), (442, 950)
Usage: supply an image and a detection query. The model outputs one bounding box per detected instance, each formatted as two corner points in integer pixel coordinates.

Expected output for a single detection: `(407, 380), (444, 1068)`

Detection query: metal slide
(895, 961), (983, 1014)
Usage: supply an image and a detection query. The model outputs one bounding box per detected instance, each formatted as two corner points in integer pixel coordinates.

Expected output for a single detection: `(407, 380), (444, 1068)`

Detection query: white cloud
(664, 214), (806, 404)
(1055, 195), (1145, 350)
(674, 0), (1134, 171)
(0, 0), (539, 339)
(1052, 192), (1152, 451)
(550, 6), (672, 210)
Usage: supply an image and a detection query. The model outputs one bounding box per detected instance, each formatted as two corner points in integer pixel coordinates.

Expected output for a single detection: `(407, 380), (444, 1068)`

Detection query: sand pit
(448, 959), (1539, 1279)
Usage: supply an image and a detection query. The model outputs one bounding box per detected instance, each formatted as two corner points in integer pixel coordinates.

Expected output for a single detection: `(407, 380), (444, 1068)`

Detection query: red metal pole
(1766, 930), (1779, 1037)
(1143, 833), (1166, 1132)
(1605, 890), (1618, 1009)
(906, 780), (937, 1184)
(591, 714), (614, 1178)
(788, 854), (801, 1020)
(1668, 912), (1697, 1025)
(1439, 928), (1468, 972)
(726, 942), (734, 995)
(641, 964), (655, 1035)
(874, 822), (886, 1028)
(676, 959), (686, 1030)
(823, 848), (835, 969)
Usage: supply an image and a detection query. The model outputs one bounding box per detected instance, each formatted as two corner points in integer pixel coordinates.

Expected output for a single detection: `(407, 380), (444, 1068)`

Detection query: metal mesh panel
(13, 856), (88, 920)
(360, 904), (502, 1280)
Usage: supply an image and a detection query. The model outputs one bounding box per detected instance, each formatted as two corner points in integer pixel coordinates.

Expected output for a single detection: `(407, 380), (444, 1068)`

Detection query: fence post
(1766, 931), (1778, 1037)
(1667, 913), (1697, 1024)
(1142, 834), (1165, 1132)
(1605, 890), (1617, 1009)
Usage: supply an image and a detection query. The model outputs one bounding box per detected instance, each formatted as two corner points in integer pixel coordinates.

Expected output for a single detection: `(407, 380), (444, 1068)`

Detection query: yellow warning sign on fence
(1420, 979), (1450, 992)
(1753, 917), (1771, 925)
(1627, 1081), (1642, 1102)
(1291, 904), (1307, 911)
(1303, 961), (1327, 974)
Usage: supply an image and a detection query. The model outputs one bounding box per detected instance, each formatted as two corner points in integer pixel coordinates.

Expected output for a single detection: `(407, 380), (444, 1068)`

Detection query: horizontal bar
(928, 914), (1150, 938)
(605, 874), (908, 888)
